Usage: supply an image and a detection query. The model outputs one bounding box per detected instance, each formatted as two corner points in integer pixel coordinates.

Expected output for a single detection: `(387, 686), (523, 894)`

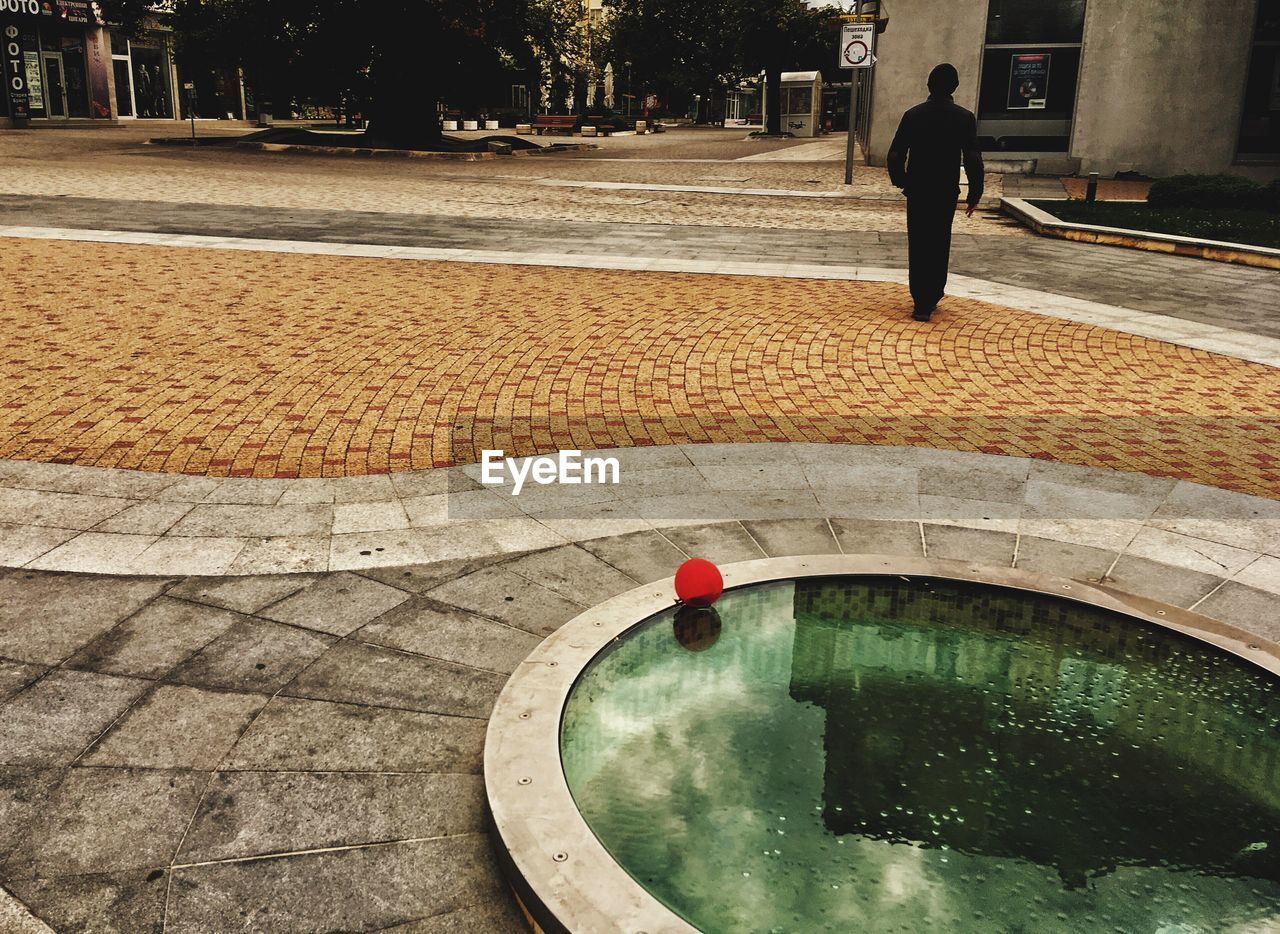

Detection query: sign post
(183, 81), (196, 144)
(838, 20), (876, 185)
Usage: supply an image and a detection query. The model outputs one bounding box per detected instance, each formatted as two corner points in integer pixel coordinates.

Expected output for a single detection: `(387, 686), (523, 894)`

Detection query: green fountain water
(561, 577), (1280, 933)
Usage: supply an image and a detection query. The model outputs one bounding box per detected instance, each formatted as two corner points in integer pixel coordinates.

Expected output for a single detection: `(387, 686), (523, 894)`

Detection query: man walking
(887, 63), (985, 322)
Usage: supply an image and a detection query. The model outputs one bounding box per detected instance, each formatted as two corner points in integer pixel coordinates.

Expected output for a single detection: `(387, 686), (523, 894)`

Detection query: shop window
(19, 29), (44, 118)
(1238, 0), (1280, 156)
(978, 0), (1086, 152)
(130, 46), (170, 118)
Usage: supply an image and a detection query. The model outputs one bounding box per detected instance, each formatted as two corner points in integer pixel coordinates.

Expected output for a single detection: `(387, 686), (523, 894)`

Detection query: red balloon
(674, 558), (724, 608)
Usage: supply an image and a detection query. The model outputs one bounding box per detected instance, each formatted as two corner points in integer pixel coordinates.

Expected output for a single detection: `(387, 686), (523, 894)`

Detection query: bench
(533, 115), (577, 135)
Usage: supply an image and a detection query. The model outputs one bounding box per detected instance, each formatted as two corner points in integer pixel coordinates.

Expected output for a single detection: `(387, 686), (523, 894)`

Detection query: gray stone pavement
(5, 194), (1278, 337)
(2, 511), (1278, 932)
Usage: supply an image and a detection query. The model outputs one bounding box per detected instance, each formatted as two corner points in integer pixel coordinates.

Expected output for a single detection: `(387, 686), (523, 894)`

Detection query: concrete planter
(463, 120), (479, 131)
(1002, 197), (1280, 270)
(516, 124), (533, 135)
(484, 119), (499, 130)
(580, 126), (597, 137)
(442, 120), (458, 131)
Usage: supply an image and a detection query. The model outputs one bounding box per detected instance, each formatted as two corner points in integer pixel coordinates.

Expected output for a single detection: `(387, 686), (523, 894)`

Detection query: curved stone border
(1002, 197), (1280, 271)
(485, 554), (1280, 933)
(0, 444), (1277, 598)
(2, 224), (1278, 366)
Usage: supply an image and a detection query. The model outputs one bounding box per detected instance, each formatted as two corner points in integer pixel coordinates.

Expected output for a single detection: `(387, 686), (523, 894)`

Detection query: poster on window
(1007, 53), (1049, 110)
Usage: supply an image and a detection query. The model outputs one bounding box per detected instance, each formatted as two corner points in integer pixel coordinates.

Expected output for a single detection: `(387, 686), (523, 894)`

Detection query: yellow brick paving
(1, 238), (1277, 497)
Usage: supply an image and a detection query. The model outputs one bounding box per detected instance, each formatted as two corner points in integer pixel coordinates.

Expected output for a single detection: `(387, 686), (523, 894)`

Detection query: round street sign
(844, 39), (869, 66)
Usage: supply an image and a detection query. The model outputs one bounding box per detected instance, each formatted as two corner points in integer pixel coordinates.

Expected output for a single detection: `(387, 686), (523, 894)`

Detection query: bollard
(1085, 172), (1099, 203)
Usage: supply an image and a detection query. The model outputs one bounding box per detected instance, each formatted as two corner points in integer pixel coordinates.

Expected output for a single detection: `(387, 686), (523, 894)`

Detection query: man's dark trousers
(906, 194), (955, 314)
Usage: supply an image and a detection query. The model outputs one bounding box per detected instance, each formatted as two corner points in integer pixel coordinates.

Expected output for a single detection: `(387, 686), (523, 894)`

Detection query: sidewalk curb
(1001, 197), (1280, 270)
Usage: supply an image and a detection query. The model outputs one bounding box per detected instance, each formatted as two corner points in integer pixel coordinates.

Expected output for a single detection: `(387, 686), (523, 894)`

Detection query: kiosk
(779, 71), (822, 138)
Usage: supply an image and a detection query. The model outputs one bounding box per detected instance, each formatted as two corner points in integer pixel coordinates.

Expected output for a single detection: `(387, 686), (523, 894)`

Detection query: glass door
(112, 57), (133, 116)
(60, 41), (89, 118)
(42, 53), (67, 118)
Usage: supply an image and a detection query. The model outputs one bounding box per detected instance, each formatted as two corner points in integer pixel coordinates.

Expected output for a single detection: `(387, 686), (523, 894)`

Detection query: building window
(977, 0), (1086, 153)
(985, 0), (1086, 44)
(1238, 0), (1280, 157)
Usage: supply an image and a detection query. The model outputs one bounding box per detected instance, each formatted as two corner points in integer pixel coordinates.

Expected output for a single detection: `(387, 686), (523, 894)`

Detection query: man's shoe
(911, 309), (932, 322)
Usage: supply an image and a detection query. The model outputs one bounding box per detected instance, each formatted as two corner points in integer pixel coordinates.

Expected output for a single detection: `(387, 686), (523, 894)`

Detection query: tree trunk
(363, 16), (443, 148)
(766, 67), (782, 135)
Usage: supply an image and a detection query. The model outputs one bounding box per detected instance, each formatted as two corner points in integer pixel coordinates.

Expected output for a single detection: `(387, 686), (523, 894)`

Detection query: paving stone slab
(283, 641), (504, 719)
(1105, 555), (1226, 609)
(82, 685), (265, 770)
(257, 572), (410, 636)
(658, 522), (765, 564)
(382, 899), (528, 933)
(924, 525), (1017, 566)
(177, 771), (485, 863)
(1013, 536), (1118, 582)
(64, 598), (248, 680)
(166, 835), (505, 934)
(500, 545), (640, 606)
(165, 574), (317, 615)
(0, 525), (78, 568)
(165, 619), (335, 695)
(1122, 527), (1259, 577)
(0, 575), (169, 666)
(354, 554), (523, 595)
(0, 883), (55, 933)
(2, 767), (208, 879)
(0, 661), (46, 703)
(1195, 582), (1280, 641)
(222, 697), (485, 773)
(0, 769), (64, 861)
(4, 869), (166, 934)
(740, 518), (840, 557)
(357, 599), (542, 675)
(0, 671), (150, 767)
(1233, 555), (1280, 596)
(425, 567), (585, 638)
(169, 503), (332, 538)
(829, 518), (923, 557)
(577, 530), (689, 584)
(0, 489), (131, 532)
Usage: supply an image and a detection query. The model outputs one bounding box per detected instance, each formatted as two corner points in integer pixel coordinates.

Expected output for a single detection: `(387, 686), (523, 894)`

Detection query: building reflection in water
(788, 577), (1280, 888)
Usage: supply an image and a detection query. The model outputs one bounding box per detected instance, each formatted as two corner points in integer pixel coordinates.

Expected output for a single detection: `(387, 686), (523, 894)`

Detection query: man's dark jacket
(887, 94), (984, 206)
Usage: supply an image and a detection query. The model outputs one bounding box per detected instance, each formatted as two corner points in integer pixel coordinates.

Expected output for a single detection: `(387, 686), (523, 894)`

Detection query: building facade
(2, 2), (248, 128)
(840, 0), (1276, 177)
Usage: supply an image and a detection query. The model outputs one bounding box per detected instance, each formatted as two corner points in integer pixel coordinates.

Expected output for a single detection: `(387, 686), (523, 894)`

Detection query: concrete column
(1070, 0), (1258, 177)
(103, 28), (118, 118)
(865, 0), (990, 166)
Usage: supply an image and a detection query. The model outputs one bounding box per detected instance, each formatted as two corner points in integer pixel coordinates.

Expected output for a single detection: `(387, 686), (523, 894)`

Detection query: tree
(606, 0), (835, 130)
(526, 0), (589, 113)
(106, 0), (546, 147)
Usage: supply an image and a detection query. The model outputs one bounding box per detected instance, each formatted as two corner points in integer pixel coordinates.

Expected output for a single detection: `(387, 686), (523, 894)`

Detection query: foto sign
(3, 24), (29, 122)
(839, 22), (876, 69)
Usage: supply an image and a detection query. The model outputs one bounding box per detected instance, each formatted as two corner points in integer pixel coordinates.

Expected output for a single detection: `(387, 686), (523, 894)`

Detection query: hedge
(1146, 173), (1268, 211)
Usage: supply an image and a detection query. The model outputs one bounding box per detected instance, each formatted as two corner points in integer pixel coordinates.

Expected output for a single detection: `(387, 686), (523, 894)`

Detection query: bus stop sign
(839, 22), (877, 69)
